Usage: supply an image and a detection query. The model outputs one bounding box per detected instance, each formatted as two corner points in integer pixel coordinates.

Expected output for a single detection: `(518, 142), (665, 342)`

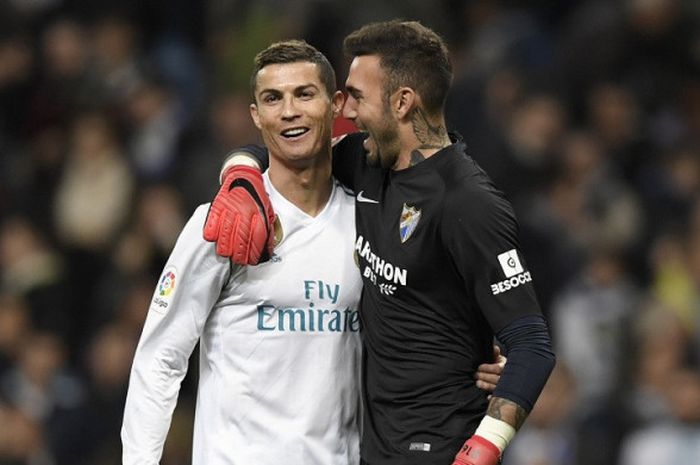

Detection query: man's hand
(475, 345), (506, 394)
(203, 165), (275, 265)
(452, 435), (500, 465)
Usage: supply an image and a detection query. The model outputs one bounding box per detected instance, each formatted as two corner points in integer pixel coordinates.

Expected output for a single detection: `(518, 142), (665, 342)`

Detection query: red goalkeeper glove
(452, 435), (501, 465)
(203, 165), (275, 265)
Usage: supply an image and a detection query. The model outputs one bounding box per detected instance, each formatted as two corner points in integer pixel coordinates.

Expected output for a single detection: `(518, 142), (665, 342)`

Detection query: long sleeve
(121, 205), (232, 465)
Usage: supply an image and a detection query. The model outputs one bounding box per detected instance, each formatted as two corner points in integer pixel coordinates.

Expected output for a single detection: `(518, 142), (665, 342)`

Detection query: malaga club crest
(399, 203), (421, 243)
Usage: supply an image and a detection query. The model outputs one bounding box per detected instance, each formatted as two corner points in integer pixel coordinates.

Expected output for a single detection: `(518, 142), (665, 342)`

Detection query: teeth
(282, 128), (308, 137)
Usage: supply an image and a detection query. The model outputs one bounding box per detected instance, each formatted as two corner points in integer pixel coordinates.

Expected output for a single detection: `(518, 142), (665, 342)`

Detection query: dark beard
(378, 148), (398, 170)
(365, 145), (398, 170)
(371, 130), (400, 170)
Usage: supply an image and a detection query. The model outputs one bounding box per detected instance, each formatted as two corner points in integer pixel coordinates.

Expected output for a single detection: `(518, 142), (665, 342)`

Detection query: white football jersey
(121, 173), (362, 465)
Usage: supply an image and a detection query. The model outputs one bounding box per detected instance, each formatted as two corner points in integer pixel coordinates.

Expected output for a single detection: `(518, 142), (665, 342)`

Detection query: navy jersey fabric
(332, 133), (544, 465)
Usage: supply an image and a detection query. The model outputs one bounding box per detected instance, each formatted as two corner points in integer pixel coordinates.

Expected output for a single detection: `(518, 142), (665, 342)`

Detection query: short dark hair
(343, 20), (452, 114)
(250, 40), (336, 102)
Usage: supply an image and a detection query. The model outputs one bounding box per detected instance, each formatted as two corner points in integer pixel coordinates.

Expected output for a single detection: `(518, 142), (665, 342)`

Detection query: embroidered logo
(357, 191), (379, 204)
(399, 203), (421, 243)
(491, 249), (532, 295)
(151, 266), (177, 314)
(158, 268), (176, 296)
(497, 249), (523, 277)
(273, 215), (284, 246)
(409, 442), (431, 452)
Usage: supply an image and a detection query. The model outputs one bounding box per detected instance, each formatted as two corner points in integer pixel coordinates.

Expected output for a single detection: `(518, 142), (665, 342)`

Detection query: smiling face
(343, 55), (401, 169)
(250, 61), (342, 167)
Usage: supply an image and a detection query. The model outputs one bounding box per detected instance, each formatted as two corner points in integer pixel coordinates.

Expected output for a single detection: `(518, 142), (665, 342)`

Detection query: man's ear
(394, 87), (417, 120)
(250, 103), (262, 129)
(332, 90), (345, 117)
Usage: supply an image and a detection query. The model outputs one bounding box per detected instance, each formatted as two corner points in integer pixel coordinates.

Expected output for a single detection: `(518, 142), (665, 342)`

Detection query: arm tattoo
(409, 150), (426, 166)
(486, 397), (528, 430)
(411, 108), (449, 149)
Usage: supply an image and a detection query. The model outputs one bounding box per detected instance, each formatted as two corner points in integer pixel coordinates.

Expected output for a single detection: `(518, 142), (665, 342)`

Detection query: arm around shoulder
(204, 146), (276, 265)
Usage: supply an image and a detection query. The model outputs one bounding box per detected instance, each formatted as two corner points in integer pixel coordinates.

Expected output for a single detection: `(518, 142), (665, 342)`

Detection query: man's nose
(342, 98), (357, 120)
(281, 96), (300, 120)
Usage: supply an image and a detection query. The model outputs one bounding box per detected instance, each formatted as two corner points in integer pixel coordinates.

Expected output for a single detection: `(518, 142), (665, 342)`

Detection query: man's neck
(268, 156), (333, 217)
(394, 108), (451, 170)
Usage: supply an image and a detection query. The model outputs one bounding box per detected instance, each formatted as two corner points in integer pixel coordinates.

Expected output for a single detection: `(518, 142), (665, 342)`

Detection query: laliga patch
(151, 266), (177, 313)
(399, 203), (421, 243)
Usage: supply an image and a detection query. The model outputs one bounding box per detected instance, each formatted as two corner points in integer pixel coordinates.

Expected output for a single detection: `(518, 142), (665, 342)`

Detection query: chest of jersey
(219, 183), (363, 337)
(354, 169), (460, 300)
(193, 186), (363, 465)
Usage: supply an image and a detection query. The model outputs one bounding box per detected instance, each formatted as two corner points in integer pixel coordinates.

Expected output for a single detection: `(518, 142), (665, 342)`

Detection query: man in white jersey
(121, 40), (363, 465)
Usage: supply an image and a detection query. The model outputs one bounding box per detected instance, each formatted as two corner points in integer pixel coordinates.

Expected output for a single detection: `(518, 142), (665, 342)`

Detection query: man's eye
(264, 95), (279, 103)
(300, 91), (315, 99)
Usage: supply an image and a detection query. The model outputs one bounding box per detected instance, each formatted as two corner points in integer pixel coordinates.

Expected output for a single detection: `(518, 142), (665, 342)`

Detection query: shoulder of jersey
(337, 132), (368, 151)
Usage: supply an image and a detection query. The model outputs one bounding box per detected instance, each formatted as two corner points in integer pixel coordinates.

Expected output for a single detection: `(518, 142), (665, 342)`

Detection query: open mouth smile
(281, 127), (310, 139)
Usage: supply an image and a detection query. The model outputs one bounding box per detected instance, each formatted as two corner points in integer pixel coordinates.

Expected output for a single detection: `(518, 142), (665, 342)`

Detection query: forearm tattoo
(411, 107), (449, 149)
(486, 397), (528, 430)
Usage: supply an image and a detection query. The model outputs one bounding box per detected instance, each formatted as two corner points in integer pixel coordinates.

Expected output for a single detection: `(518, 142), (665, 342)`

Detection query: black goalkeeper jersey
(332, 133), (543, 465)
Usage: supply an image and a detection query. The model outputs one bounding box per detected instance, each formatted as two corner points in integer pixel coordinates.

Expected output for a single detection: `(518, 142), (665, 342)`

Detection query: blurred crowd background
(0, 0), (699, 464)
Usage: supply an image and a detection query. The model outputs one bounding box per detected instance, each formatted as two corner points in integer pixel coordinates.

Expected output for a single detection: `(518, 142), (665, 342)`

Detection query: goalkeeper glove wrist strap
(474, 415), (516, 453)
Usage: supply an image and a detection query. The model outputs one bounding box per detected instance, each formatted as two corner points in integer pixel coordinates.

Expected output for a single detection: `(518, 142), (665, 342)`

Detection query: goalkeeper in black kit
(204, 20), (555, 465)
